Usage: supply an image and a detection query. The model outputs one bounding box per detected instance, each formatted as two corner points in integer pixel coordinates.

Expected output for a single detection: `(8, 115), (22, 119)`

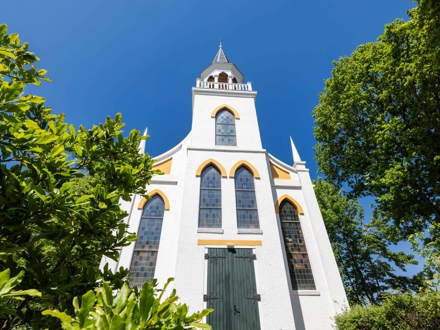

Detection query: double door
(205, 248), (261, 330)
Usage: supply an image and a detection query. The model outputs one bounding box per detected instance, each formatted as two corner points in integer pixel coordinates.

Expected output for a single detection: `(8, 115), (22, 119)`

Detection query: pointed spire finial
(290, 136), (302, 164)
(213, 41), (229, 64)
(138, 127), (148, 154)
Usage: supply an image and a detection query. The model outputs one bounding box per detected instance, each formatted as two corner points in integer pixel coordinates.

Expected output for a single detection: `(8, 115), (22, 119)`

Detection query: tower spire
(290, 136), (302, 164)
(212, 41), (229, 64)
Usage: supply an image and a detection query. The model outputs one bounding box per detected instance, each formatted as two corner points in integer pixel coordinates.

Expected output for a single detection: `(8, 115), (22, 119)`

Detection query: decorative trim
(197, 228), (224, 234)
(275, 195), (304, 215)
(211, 104), (240, 119)
(272, 183), (301, 189)
(137, 189), (170, 210)
(152, 142), (183, 163)
(192, 87), (257, 98)
(152, 158), (172, 174)
(229, 160), (260, 179)
(151, 179), (178, 185)
(197, 239), (262, 246)
(196, 159), (227, 178)
(293, 290), (321, 296)
(270, 163), (291, 180)
(267, 152), (296, 173)
(237, 228), (263, 235)
(187, 147), (266, 154)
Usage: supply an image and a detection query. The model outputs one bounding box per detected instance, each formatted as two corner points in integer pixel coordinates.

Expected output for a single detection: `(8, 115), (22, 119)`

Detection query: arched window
(129, 195), (165, 288)
(199, 165), (222, 228)
(216, 110), (236, 146)
(232, 77), (238, 83)
(235, 166), (259, 229)
(279, 200), (315, 290)
(218, 71), (228, 83)
(207, 75), (214, 82)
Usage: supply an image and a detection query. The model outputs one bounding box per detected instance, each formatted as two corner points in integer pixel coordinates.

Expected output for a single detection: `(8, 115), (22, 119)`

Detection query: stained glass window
(235, 166), (259, 229)
(279, 200), (315, 290)
(129, 195), (164, 288)
(199, 165), (221, 228)
(216, 110), (236, 146)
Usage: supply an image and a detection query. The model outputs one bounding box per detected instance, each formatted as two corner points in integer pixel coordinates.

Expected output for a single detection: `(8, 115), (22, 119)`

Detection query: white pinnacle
(290, 136), (302, 164)
(138, 127), (148, 154)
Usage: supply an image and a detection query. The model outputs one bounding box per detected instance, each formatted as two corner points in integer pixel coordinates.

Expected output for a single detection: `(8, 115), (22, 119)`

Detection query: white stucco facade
(102, 45), (348, 330)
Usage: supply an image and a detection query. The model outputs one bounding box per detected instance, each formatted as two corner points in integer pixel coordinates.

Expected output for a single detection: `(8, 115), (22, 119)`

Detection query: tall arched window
(129, 195), (165, 288)
(279, 200), (315, 290)
(216, 110), (236, 146)
(199, 165), (222, 228)
(235, 166), (259, 229)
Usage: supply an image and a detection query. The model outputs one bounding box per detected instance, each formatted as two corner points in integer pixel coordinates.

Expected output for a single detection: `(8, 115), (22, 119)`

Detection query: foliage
(335, 289), (440, 330)
(313, 0), (440, 270)
(43, 278), (213, 330)
(0, 268), (41, 325)
(314, 179), (419, 304)
(0, 23), (154, 327)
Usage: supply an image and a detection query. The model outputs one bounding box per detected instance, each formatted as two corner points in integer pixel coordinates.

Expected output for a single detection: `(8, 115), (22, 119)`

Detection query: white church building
(102, 44), (348, 329)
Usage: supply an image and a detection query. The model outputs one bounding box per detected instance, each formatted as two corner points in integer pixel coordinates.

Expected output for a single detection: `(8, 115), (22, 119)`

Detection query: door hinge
(205, 253), (226, 259)
(246, 294), (261, 301)
(235, 254), (257, 260)
(203, 294), (219, 301)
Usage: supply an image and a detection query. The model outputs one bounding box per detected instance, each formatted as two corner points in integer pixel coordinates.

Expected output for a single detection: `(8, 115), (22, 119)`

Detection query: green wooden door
(206, 248), (261, 330)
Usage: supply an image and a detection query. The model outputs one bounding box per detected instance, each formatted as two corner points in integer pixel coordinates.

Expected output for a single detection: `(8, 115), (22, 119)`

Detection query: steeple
(212, 41), (229, 64)
(197, 42), (246, 88)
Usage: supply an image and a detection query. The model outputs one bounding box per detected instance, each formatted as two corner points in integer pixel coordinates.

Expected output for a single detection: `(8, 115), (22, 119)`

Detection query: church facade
(101, 45), (348, 329)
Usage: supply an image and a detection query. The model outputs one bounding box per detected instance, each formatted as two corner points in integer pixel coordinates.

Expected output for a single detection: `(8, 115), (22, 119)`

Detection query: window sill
(197, 228), (224, 234)
(237, 228), (263, 235)
(292, 290), (320, 296)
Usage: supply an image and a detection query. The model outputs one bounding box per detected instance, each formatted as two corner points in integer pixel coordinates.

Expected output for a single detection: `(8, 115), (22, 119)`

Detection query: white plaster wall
(271, 162), (349, 329)
(173, 148), (296, 329)
(190, 91), (262, 150)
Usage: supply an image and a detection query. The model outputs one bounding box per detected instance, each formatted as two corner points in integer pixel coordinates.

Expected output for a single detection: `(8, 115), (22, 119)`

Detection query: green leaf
(42, 310), (74, 325)
(190, 322), (212, 329)
(0, 48), (17, 59)
(4, 289), (41, 298)
(77, 290), (96, 327)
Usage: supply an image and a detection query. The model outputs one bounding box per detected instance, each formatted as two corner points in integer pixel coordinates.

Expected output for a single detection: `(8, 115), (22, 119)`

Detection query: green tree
(335, 289), (440, 330)
(313, 0), (440, 271)
(43, 279), (212, 330)
(0, 24), (154, 327)
(314, 179), (418, 305)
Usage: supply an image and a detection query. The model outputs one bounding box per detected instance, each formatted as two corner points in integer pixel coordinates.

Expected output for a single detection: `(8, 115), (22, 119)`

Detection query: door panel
(206, 248), (261, 330)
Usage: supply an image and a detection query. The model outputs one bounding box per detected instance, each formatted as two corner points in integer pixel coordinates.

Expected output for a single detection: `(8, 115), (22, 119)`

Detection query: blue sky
(3, 0), (421, 274)
(2, 0), (415, 175)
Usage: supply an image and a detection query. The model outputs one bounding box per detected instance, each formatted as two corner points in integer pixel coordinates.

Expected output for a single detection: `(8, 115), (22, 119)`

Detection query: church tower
(102, 44), (348, 329)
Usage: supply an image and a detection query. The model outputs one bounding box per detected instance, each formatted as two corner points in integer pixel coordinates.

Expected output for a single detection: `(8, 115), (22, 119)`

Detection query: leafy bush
(43, 278), (212, 330)
(336, 290), (440, 330)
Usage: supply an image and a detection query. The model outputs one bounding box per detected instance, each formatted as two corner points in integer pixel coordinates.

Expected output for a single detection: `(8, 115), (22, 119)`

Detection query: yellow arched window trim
(137, 189), (170, 211)
(211, 104), (240, 119)
(195, 159), (227, 178)
(229, 160), (260, 179)
(275, 195), (304, 215)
